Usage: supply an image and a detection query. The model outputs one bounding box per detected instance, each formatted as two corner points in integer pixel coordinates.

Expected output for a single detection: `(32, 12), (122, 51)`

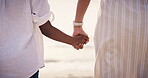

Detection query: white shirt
(0, 0), (52, 78)
(94, 0), (148, 78)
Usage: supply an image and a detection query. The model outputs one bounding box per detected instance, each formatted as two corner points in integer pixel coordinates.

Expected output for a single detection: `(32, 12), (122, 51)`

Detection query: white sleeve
(31, 0), (54, 26)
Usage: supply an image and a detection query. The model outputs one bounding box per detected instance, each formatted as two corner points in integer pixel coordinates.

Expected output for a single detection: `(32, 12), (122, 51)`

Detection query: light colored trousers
(94, 0), (148, 78)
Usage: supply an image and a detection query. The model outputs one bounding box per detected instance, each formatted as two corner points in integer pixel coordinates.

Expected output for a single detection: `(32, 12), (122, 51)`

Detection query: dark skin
(39, 21), (88, 49)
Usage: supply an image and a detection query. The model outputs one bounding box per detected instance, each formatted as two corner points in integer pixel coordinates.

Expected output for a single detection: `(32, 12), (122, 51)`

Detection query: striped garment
(94, 0), (148, 78)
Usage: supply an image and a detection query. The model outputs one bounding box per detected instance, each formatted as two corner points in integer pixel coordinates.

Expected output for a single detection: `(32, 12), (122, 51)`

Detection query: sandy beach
(39, 0), (99, 78)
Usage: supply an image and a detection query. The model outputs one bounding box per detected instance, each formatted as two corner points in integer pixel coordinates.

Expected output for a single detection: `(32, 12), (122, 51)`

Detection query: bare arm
(74, 0), (90, 23)
(73, 0), (90, 43)
(39, 21), (87, 46)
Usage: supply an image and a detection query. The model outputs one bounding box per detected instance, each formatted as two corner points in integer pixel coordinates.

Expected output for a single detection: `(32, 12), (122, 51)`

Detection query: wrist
(67, 36), (75, 46)
(74, 26), (83, 30)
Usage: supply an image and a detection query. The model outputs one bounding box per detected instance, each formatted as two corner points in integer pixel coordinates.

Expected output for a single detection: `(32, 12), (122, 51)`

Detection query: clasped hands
(71, 26), (89, 50)
(72, 34), (89, 50)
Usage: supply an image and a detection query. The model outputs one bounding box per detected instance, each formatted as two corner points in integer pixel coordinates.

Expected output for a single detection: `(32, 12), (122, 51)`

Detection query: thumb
(78, 34), (89, 44)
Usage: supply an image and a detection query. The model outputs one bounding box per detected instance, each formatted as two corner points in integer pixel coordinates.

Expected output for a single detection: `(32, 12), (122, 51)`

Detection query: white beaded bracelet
(73, 21), (83, 26)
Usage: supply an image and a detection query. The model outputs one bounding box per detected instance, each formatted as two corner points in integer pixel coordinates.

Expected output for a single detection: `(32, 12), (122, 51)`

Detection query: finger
(85, 38), (89, 44)
(79, 34), (89, 41)
(79, 44), (84, 49)
(74, 43), (84, 50)
(78, 34), (88, 38)
(77, 43), (84, 49)
(73, 45), (80, 50)
(79, 34), (89, 44)
(82, 37), (89, 44)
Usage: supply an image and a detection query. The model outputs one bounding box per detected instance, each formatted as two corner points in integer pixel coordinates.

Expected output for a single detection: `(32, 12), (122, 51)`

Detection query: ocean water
(39, 0), (100, 78)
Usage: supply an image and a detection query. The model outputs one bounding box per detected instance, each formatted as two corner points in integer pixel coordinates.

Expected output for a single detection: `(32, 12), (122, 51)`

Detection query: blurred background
(39, 0), (100, 78)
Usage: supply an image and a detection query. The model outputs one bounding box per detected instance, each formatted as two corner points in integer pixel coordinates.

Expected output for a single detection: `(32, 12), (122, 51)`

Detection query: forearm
(39, 21), (74, 45)
(74, 0), (90, 22)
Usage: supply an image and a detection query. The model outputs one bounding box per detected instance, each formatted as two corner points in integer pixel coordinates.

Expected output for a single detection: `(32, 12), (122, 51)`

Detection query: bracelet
(73, 21), (83, 26)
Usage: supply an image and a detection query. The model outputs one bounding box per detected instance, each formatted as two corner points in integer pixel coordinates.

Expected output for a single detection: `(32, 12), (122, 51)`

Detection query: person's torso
(0, 0), (44, 78)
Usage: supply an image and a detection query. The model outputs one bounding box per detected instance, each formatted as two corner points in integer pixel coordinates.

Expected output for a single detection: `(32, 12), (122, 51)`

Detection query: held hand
(72, 35), (88, 50)
(73, 26), (89, 44)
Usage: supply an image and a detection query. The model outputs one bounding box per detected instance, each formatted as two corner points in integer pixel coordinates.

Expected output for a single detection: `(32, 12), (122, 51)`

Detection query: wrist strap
(73, 21), (83, 26)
